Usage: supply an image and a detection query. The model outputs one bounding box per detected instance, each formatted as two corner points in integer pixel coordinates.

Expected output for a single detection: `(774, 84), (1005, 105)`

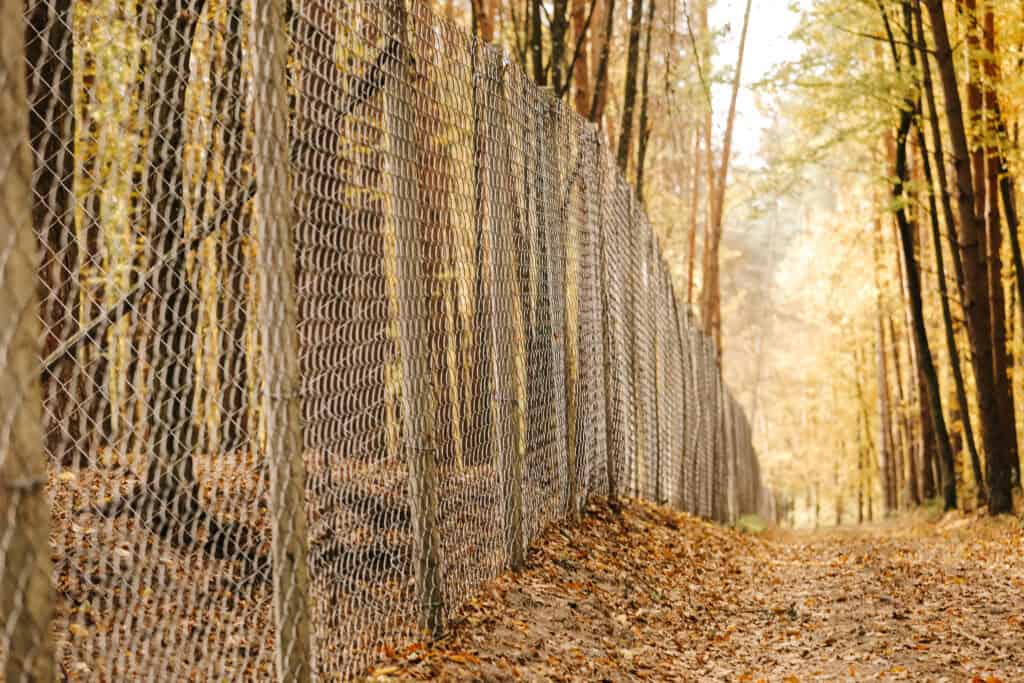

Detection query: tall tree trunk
(892, 190), (933, 502)
(616, 0), (645, 172)
(914, 0), (986, 503)
(93, 0), (264, 567)
(28, 0), (82, 468)
(700, 0), (753, 358)
(635, 0), (656, 202)
(981, 6), (1020, 487)
(882, 1), (956, 510)
(890, 315), (920, 505)
(904, 2), (959, 506)
(874, 214), (896, 513)
(550, 0), (570, 92)
(924, 0), (1014, 513)
(877, 313), (896, 511)
(686, 124), (703, 305)
(590, 0), (617, 125)
(531, 0), (545, 85)
(473, 0), (496, 41)
(572, 0), (592, 115)
(894, 112), (956, 509)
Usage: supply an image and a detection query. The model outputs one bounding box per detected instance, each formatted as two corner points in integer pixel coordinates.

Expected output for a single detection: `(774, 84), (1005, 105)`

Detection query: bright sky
(708, 0), (804, 166)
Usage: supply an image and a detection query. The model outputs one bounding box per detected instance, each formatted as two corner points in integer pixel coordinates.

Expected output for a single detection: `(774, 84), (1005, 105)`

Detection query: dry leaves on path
(364, 500), (1024, 682)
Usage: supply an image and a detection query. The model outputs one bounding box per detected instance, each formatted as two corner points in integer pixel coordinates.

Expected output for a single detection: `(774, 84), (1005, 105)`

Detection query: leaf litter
(365, 499), (1024, 681)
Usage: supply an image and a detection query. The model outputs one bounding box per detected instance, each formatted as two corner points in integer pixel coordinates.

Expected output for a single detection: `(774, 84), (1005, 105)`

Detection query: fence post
(249, 0), (313, 678)
(0, 1), (56, 676)
(594, 146), (619, 504)
(627, 202), (642, 498)
(670, 281), (688, 511)
(651, 241), (664, 505)
(487, 48), (525, 569)
(383, 0), (444, 638)
(549, 103), (581, 520)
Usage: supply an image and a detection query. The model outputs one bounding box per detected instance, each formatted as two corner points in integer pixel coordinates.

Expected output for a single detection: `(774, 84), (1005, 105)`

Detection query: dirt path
(367, 500), (1024, 682)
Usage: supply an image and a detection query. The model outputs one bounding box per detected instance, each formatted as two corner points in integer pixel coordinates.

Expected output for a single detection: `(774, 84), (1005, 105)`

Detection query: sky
(708, 0), (804, 166)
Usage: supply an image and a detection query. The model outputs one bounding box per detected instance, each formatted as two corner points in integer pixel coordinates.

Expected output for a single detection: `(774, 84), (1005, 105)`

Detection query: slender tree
(616, 0), (646, 172)
(912, 0), (985, 502)
(700, 0), (753, 358)
(880, 0), (956, 510)
(979, 4), (1019, 486)
(636, 0), (657, 201)
(923, 0), (1015, 513)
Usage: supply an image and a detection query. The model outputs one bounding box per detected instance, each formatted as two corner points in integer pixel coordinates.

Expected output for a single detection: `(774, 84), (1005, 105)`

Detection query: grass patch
(736, 514), (768, 534)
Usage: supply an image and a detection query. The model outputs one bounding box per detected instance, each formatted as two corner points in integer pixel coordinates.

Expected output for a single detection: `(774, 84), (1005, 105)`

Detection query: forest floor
(365, 498), (1024, 682)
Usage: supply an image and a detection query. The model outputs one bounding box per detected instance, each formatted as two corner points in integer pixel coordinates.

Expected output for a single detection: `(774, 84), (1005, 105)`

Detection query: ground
(366, 499), (1024, 682)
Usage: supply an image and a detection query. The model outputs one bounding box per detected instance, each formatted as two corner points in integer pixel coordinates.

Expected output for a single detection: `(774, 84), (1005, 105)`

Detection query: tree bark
(530, 0), (545, 85)
(886, 2), (956, 510)
(550, 0), (570, 92)
(924, 0), (1014, 513)
(616, 0), (645, 172)
(914, 0), (985, 503)
(981, 6), (1019, 487)
(571, 0), (592, 115)
(686, 124), (703, 305)
(889, 315), (920, 505)
(27, 0), (83, 467)
(874, 216), (896, 512)
(903, 1), (959, 506)
(590, 0), (616, 124)
(700, 0), (753, 358)
(635, 0), (656, 203)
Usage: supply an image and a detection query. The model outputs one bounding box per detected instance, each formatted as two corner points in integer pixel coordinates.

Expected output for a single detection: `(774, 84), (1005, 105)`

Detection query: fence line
(1, 0), (771, 679)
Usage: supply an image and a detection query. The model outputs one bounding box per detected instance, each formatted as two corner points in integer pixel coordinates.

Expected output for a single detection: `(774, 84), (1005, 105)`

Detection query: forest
(442, 0), (1024, 525)
(2, 0), (1024, 679)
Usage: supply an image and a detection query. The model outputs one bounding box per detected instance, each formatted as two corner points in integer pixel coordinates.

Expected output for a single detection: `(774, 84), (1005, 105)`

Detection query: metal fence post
(651, 241), (664, 505)
(549, 104), (581, 520)
(249, 0), (313, 678)
(383, 0), (444, 638)
(487, 48), (525, 569)
(594, 146), (620, 504)
(0, 1), (56, 676)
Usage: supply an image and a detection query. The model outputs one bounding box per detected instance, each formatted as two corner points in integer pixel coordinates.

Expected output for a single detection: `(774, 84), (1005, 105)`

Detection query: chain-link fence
(2, 0), (770, 679)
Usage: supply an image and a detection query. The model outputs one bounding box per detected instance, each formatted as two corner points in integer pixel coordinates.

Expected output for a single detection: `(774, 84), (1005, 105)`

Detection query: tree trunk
(686, 124), (703, 305)
(700, 0), (753, 358)
(889, 315), (920, 505)
(635, 0), (656, 203)
(981, 6), (1019, 488)
(924, 0), (1014, 513)
(473, 0), (495, 41)
(27, 0), (81, 467)
(550, 0), (569, 92)
(530, 0), (544, 85)
(590, 0), (616, 125)
(616, 0), (645, 172)
(571, 0), (592, 115)
(885, 3), (956, 510)
(914, 0), (985, 503)
(874, 218), (896, 513)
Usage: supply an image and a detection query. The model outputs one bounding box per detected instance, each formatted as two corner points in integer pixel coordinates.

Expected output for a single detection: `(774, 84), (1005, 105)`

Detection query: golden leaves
(365, 499), (1023, 681)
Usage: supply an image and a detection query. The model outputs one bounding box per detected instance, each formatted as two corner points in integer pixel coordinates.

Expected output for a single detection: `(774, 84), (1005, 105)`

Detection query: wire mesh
(2, 0), (770, 679)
